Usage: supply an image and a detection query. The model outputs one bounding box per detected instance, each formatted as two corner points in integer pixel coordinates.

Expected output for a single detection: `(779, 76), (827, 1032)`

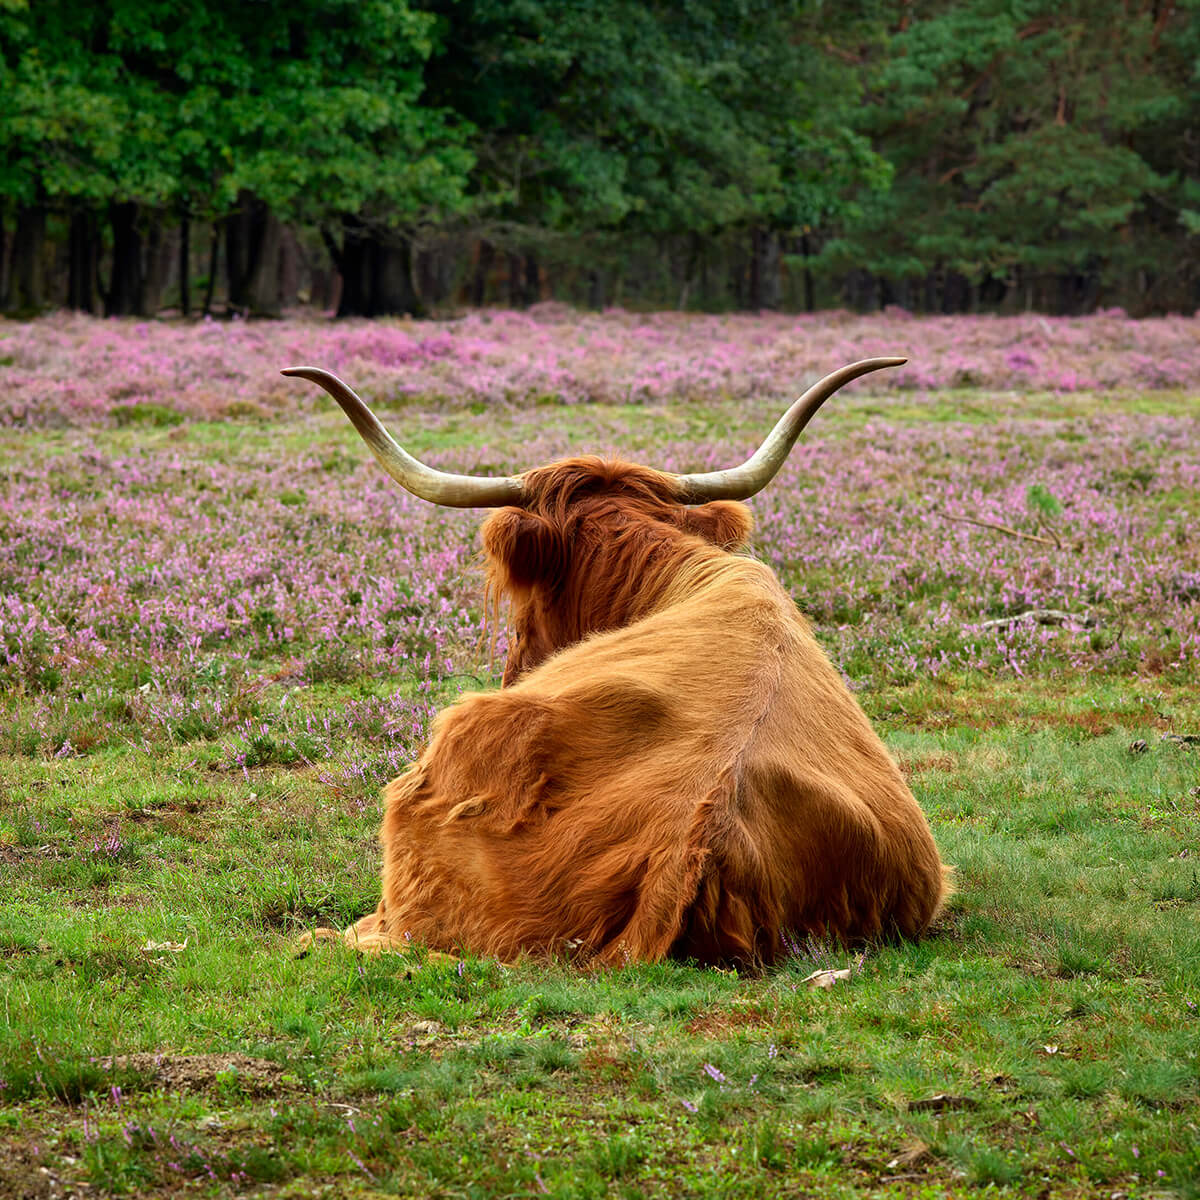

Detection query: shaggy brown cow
(285, 359), (948, 966)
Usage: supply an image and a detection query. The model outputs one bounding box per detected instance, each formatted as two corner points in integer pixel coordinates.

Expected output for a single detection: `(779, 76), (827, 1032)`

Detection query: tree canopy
(0, 0), (1195, 315)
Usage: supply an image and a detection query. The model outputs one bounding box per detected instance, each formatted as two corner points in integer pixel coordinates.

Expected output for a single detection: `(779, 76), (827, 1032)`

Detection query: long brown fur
(330, 457), (949, 966)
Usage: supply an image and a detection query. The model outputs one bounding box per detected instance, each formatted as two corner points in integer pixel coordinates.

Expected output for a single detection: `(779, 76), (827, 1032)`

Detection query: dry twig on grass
(979, 609), (1079, 630)
(946, 514), (1058, 546)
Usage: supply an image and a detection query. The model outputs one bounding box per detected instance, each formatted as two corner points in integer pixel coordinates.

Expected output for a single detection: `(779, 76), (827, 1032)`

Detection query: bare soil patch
(0, 1139), (84, 1200)
(97, 1052), (290, 1096)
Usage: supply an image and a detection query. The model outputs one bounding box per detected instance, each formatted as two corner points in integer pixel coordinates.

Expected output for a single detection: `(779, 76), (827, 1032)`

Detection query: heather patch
(2, 307), (1197, 429)
(1, 378), (1195, 772)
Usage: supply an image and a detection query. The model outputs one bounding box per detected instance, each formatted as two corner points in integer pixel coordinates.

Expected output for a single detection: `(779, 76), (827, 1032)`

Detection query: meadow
(1, 309), (1198, 1198)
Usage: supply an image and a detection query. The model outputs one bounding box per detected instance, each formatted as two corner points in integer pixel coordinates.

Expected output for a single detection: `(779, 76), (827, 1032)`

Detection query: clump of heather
(0, 431), (498, 763)
(0, 311), (1196, 768)
(745, 412), (1200, 684)
(1, 307), (1196, 429)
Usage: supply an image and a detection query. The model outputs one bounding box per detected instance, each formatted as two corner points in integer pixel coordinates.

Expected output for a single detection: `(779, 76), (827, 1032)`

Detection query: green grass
(2, 392), (1199, 1198)
(4, 693), (1196, 1199)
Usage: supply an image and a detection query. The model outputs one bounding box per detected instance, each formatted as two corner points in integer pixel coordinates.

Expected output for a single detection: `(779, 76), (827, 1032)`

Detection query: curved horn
(281, 367), (525, 508)
(672, 357), (907, 503)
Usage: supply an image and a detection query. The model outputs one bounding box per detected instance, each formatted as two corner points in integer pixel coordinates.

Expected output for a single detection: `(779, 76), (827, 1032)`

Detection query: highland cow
(285, 359), (948, 965)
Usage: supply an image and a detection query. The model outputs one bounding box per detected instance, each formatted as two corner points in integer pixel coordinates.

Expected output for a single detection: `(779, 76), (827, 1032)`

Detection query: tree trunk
(506, 252), (525, 306)
(942, 270), (968, 314)
(851, 269), (880, 312)
(1057, 269), (1099, 316)
(278, 224), (300, 309)
(104, 202), (144, 316)
(332, 217), (419, 317)
(924, 269), (938, 314)
(524, 253), (541, 305)
(370, 237), (419, 316)
(748, 230), (762, 309)
(471, 239), (494, 306)
(67, 207), (99, 312)
(312, 231), (340, 311)
(179, 211), (190, 317)
(502, 251), (541, 307)
(202, 221), (220, 316)
(225, 194), (252, 309)
(250, 216), (281, 316)
(799, 233), (815, 313)
(747, 228), (781, 310)
(676, 234), (697, 310)
(415, 240), (448, 309)
(333, 216), (369, 316)
(226, 190), (281, 316)
(8, 204), (48, 313)
(728, 243), (742, 309)
(142, 214), (171, 315)
(0, 209), (9, 310)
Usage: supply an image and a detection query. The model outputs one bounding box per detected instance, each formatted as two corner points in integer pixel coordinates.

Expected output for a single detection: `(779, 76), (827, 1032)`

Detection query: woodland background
(1, 0), (1198, 321)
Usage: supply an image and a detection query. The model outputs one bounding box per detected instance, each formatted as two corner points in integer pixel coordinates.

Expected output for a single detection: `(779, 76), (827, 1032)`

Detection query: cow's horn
(281, 367), (525, 508)
(672, 357), (907, 503)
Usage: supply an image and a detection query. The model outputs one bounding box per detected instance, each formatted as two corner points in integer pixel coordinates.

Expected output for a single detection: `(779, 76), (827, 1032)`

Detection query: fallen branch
(908, 1092), (980, 1113)
(1161, 732), (1200, 749)
(1036, 521), (1063, 549)
(946, 514), (1058, 546)
(979, 609), (1078, 630)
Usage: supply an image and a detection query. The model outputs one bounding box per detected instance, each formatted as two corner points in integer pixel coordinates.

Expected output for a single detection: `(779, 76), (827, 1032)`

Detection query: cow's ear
(680, 501), (753, 550)
(481, 508), (566, 589)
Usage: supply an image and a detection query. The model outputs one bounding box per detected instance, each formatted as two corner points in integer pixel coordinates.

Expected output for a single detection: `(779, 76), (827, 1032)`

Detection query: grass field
(2, 312), (1198, 1198)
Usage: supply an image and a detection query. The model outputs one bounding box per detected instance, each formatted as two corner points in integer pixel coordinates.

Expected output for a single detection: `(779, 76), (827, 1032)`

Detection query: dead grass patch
(897, 751), (958, 779)
(684, 1004), (776, 1036)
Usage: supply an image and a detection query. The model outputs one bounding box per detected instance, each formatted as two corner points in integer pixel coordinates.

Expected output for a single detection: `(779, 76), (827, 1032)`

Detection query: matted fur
(333, 457), (948, 965)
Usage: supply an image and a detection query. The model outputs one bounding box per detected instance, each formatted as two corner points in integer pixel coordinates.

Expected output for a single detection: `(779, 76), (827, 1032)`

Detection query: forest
(1, 0), (1197, 318)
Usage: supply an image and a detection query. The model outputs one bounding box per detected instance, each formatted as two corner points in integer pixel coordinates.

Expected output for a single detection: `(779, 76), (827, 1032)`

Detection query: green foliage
(1, 0), (1198, 308)
(0, 0), (472, 222)
(424, 0), (888, 238)
(824, 0), (1199, 307)
(1026, 483), (1063, 519)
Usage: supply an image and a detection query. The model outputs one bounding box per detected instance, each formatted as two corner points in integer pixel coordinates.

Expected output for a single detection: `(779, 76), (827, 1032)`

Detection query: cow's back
(376, 555), (946, 964)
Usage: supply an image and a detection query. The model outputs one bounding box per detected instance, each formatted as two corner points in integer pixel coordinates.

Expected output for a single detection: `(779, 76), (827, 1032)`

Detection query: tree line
(1, 0), (1196, 318)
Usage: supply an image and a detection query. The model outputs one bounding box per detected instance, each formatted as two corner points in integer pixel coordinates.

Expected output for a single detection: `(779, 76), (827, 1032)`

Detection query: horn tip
(281, 366), (339, 386)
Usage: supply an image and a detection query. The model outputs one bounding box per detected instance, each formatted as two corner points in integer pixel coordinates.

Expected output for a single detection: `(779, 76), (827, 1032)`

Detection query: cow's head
(283, 357), (905, 684)
(480, 458), (754, 682)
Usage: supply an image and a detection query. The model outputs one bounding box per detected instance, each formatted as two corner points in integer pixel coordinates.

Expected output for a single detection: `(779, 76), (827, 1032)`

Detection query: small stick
(945, 514), (1058, 546)
(979, 609), (1076, 629)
